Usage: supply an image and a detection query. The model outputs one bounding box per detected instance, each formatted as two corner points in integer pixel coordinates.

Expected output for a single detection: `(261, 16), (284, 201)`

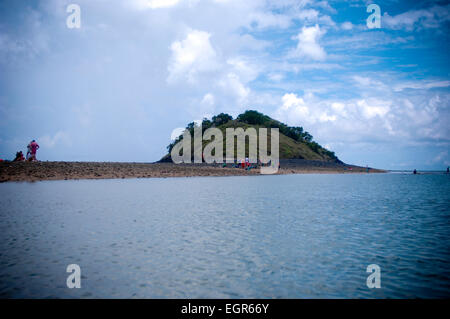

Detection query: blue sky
(0, 0), (449, 170)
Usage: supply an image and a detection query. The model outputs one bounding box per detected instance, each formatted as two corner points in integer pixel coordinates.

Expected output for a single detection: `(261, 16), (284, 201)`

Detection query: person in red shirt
(28, 140), (40, 161)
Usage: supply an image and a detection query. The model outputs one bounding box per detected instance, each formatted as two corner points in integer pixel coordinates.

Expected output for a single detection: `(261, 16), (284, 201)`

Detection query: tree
(164, 110), (339, 161)
(303, 132), (313, 142)
(212, 113), (233, 126)
(202, 118), (212, 133)
(236, 110), (271, 125)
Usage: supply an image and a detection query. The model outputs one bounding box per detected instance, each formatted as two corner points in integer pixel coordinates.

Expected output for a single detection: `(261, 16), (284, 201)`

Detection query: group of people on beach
(200, 152), (277, 170)
(219, 158), (279, 171)
(13, 140), (40, 162)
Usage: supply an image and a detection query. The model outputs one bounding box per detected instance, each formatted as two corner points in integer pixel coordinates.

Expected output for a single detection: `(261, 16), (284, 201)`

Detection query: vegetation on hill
(164, 110), (339, 162)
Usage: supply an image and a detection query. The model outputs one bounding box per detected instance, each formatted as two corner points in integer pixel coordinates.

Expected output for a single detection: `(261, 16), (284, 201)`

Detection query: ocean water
(0, 173), (449, 298)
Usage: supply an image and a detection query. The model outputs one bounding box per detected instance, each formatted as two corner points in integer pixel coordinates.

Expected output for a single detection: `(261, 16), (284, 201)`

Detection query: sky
(0, 0), (449, 170)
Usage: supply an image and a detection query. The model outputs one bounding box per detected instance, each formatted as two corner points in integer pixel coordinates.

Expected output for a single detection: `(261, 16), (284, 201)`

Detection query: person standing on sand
(28, 140), (39, 161)
(26, 143), (31, 160)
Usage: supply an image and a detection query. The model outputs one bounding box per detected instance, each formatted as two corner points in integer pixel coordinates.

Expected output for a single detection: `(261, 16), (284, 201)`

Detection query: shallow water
(0, 173), (449, 298)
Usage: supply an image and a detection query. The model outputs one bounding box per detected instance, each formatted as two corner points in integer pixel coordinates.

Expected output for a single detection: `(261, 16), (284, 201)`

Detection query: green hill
(162, 110), (340, 162)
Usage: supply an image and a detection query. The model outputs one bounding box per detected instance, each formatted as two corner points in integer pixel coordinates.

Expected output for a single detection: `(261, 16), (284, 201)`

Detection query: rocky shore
(0, 160), (385, 183)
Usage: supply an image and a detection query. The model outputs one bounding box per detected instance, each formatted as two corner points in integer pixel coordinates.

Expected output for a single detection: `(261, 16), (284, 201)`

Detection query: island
(0, 110), (385, 182)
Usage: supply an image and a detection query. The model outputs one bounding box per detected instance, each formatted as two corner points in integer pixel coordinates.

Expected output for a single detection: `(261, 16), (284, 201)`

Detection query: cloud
(0, 7), (50, 61)
(247, 11), (292, 29)
(357, 99), (390, 119)
(167, 29), (220, 83)
(290, 24), (326, 61)
(38, 131), (71, 148)
(218, 72), (250, 103)
(268, 73), (284, 82)
(382, 5), (450, 31)
(273, 89), (449, 148)
(130, 0), (182, 10)
(297, 9), (319, 21)
(294, 6), (336, 26)
(341, 21), (353, 30)
(201, 93), (215, 106)
(393, 80), (450, 92)
(352, 75), (388, 91)
(226, 57), (259, 83)
(276, 92), (336, 125)
(170, 127), (185, 140)
(324, 32), (414, 52)
(196, 93), (216, 118)
(280, 93), (309, 117)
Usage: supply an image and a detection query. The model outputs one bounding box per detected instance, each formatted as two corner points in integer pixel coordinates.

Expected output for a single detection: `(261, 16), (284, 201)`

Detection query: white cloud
(248, 11), (292, 29)
(357, 99), (390, 119)
(277, 93), (341, 125)
(167, 29), (219, 83)
(330, 102), (348, 118)
(352, 75), (387, 90)
(0, 8), (49, 60)
(295, 8), (335, 26)
(319, 113), (336, 122)
(393, 80), (450, 92)
(280, 93), (309, 116)
(268, 73), (284, 82)
(170, 127), (185, 140)
(288, 62), (343, 73)
(218, 72), (250, 103)
(38, 131), (71, 148)
(226, 57), (259, 83)
(291, 24), (326, 61)
(324, 32), (414, 52)
(194, 93), (216, 119)
(352, 75), (374, 86)
(297, 9), (319, 21)
(165, 22), (261, 114)
(201, 93), (215, 106)
(131, 0), (181, 10)
(341, 21), (353, 30)
(148, 0), (180, 9)
(272, 88), (449, 150)
(382, 5), (450, 31)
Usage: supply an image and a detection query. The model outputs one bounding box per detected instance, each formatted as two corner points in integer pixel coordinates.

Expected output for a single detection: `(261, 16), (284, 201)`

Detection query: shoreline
(0, 160), (386, 183)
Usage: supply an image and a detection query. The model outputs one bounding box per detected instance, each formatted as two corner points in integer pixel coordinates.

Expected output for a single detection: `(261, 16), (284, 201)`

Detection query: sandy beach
(0, 160), (385, 182)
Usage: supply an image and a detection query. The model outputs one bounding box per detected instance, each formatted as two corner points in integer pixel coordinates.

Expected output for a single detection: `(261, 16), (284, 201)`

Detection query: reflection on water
(0, 173), (449, 298)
